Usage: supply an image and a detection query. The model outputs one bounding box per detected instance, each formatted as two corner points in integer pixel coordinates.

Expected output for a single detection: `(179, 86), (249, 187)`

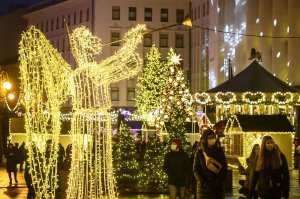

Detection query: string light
(19, 24), (146, 199)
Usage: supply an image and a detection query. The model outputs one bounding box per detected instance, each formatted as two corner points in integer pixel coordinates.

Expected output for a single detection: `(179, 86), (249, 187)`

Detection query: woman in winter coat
(163, 139), (192, 199)
(5, 143), (18, 185)
(193, 128), (228, 199)
(239, 144), (260, 198)
(248, 135), (290, 199)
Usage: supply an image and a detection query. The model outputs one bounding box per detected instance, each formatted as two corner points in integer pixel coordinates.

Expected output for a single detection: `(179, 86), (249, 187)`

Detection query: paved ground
(0, 167), (299, 198)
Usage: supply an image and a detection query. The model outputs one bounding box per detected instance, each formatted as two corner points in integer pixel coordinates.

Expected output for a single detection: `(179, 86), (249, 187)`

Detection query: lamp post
(0, 69), (11, 166)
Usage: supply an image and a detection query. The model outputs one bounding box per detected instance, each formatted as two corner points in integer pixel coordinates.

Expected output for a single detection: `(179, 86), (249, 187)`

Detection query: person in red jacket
(163, 139), (191, 199)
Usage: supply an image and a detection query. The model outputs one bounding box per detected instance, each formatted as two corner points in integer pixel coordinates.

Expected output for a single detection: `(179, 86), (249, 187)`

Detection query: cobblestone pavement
(0, 167), (299, 198)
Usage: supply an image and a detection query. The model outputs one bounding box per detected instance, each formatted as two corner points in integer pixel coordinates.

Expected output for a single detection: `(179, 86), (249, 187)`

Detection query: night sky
(0, 0), (42, 15)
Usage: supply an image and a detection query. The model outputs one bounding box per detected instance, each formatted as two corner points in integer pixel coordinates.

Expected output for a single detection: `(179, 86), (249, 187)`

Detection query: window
(80, 10), (82, 23)
(111, 31), (120, 46)
(206, 1), (209, 15)
(198, 5), (200, 19)
(111, 87), (119, 101)
(51, 18), (53, 31)
(129, 7), (136, 21)
(161, 8), (168, 22)
(41, 21), (44, 32)
(62, 38), (65, 52)
(176, 9), (184, 23)
(159, 33), (168, 48)
(68, 14), (70, 26)
(86, 8), (89, 21)
(57, 40), (60, 52)
(74, 12), (76, 25)
(203, 3), (206, 17)
(46, 20), (48, 32)
(145, 8), (152, 21)
(62, 15), (64, 28)
(56, 17), (59, 29)
(112, 6), (120, 20)
(143, 33), (152, 47)
(127, 88), (135, 101)
(175, 34), (184, 48)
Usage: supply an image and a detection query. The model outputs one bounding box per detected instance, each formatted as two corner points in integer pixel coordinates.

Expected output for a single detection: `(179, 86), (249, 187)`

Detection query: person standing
(163, 139), (191, 199)
(5, 143), (18, 185)
(248, 135), (290, 199)
(239, 144), (260, 198)
(193, 128), (228, 199)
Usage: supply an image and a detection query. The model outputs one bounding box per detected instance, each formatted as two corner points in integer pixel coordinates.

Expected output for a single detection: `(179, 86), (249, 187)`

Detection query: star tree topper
(170, 53), (182, 65)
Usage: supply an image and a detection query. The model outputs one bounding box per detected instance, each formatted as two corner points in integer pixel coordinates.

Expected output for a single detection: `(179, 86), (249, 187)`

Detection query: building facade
(2, 0), (300, 108)
(190, 0), (300, 92)
(23, 0), (190, 109)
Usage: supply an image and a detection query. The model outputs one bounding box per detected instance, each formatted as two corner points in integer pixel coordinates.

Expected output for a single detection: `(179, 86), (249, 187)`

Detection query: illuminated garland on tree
(158, 48), (194, 145)
(136, 45), (168, 122)
(113, 123), (140, 189)
(139, 136), (167, 190)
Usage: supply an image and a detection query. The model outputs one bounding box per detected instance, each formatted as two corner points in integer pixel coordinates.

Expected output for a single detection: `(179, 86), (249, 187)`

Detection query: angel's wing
(19, 26), (72, 195)
(70, 24), (146, 85)
(19, 26), (72, 116)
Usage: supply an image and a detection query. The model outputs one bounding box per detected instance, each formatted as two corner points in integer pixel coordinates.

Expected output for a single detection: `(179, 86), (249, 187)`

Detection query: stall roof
(124, 121), (143, 130)
(234, 114), (294, 132)
(208, 60), (300, 93)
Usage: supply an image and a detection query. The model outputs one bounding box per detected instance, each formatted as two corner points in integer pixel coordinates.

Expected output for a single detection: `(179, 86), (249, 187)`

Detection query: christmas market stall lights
(223, 114), (294, 169)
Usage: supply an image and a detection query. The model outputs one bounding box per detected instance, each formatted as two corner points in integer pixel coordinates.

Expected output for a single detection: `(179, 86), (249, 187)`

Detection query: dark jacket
(193, 144), (227, 199)
(249, 153), (290, 199)
(163, 149), (191, 187)
(5, 147), (18, 172)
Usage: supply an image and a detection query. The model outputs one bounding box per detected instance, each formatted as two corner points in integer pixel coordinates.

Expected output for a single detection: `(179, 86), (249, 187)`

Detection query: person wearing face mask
(248, 136), (290, 199)
(193, 128), (228, 199)
(163, 139), (191, 199)
(239, 144), (260, 198)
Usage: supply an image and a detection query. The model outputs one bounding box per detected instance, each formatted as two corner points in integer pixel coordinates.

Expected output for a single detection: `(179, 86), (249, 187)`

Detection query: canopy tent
(208, 60), (300, 93)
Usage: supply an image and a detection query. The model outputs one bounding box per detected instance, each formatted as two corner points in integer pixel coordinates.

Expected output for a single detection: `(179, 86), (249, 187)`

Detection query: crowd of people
(163, 128), (291, 199)
(2, 130), (294, 199)
(4, 141), (72, 199)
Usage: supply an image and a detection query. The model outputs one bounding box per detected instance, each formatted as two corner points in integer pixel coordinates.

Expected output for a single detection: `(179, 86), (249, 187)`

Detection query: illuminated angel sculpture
(19, 24), (146, 198)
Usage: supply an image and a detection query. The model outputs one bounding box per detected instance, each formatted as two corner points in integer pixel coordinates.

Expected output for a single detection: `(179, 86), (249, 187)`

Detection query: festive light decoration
(136, 45), (168, 121)
(159, 49), (194, 144)
(19, 24), (146, 198)
(271, 92), (293, 105)
(113, 123), (140, 190)
(139, 136), (167, 190)
(194, 92), (211, 105)
(215, 92), (237, 104)
(19, 27), (72, 198)
(224, 115), (295, 168)
(242, 92), (266, 105)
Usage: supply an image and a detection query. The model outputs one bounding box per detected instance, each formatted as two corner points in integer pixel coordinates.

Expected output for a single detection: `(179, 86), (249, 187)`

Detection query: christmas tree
(139, 136), (167, 191)
(158, 48), (194, 146)
(112, 122), (140, 190)
(136, 45), (168, 122)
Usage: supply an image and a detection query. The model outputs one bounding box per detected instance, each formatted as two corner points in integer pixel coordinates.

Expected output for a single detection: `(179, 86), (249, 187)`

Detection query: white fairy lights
(19, 24), (146, 199)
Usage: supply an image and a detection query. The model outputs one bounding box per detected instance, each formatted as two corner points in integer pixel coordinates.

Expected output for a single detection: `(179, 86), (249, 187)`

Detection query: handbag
(203, 151), (222, 174)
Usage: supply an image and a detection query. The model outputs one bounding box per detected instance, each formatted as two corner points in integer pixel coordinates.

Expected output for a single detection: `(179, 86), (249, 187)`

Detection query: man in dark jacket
(163, 139), (191, 199)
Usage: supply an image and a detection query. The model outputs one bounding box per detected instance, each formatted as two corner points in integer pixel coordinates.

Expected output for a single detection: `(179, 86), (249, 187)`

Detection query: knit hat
(171, 139), (182, 149)
(201, 128), (215, 143)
